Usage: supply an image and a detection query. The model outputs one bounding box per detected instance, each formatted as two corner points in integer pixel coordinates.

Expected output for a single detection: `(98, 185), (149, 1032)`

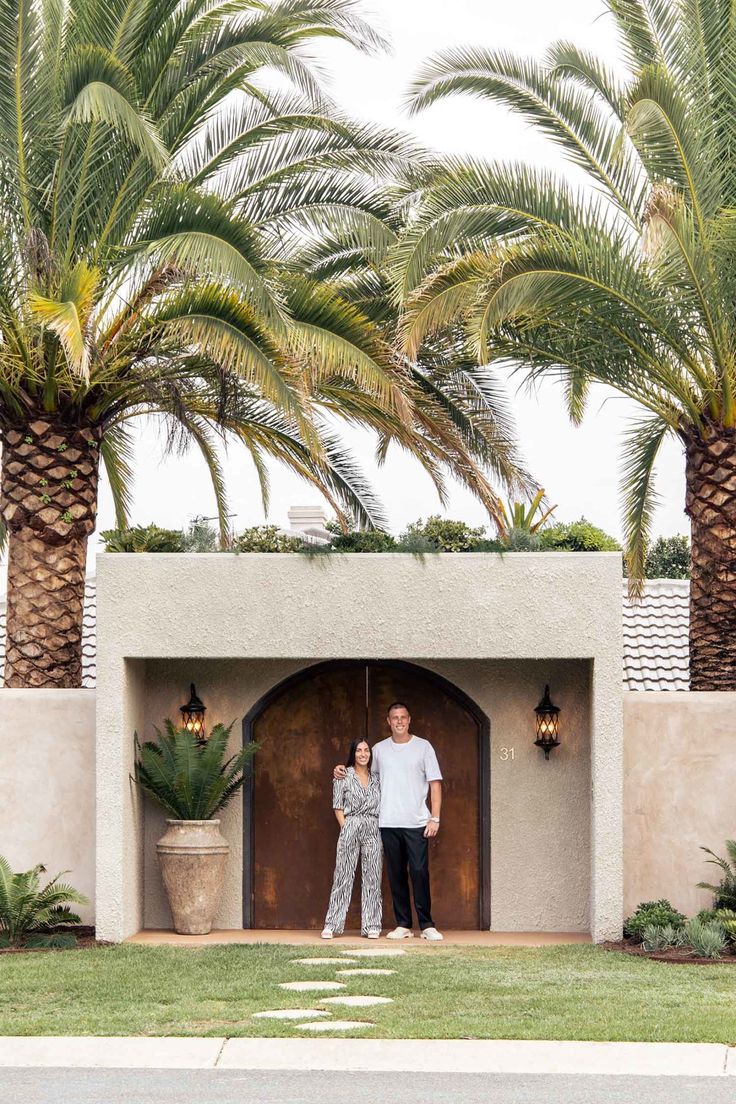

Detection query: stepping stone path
(291, 957), (357, 966)
(336, 968), (395, 976)
(299, 1020), (374, 1032)
(255, 941), (406, 1030)
(319, 995), (393, 1007)
(252, 1009), (331, 1020)
(279, 980), (345, 992)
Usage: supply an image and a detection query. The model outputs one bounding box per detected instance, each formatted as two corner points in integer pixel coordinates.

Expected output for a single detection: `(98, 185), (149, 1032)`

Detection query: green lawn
(1, 943), (735, 1041)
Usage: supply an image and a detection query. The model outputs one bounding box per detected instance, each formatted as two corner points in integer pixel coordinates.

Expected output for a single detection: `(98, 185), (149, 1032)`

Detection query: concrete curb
(0, 1037), (733, 1076)
(0, 1037), (224, 1069)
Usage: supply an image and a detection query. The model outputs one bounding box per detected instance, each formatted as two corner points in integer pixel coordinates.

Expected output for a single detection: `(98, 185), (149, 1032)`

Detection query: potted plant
(134, 721), (256, 935)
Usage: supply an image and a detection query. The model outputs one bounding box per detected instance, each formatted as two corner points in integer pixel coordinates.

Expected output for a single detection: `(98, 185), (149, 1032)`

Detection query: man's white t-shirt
(371, 735), (442, 829)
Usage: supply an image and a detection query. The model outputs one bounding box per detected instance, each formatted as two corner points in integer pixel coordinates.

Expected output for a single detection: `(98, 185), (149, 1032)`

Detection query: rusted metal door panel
(251, 664), (366, 929)
(367, 665), (482, 930)
(249, 661), (484, 929)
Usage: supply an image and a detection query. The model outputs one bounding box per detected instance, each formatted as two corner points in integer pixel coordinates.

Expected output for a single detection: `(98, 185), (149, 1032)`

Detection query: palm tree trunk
(684, 422), (736, 690)
(1, 419), (100, 687)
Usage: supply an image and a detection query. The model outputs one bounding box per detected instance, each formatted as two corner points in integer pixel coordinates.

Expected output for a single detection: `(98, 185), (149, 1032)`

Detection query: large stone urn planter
(156, 820), (229, 935)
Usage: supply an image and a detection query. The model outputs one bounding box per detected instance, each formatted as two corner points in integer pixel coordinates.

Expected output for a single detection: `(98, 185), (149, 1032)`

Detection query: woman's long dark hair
(345, 738), (372, 770)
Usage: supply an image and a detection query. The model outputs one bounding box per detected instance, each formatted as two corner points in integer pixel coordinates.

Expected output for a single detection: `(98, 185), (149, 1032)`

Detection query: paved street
(5, 1068), (736, 1104)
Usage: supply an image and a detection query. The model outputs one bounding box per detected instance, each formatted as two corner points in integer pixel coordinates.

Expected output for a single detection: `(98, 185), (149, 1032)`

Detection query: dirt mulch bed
(603, 938), (736, 965)
(0, 927), (111, 954)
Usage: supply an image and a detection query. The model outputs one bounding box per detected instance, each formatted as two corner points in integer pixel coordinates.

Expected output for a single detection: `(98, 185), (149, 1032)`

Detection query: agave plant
(134, 720), (256, 820)
(498, 488), (556, 548)
(684, 917), (727, 959)
(397, 0), (736, 688)
(0, 855), (88, 948)
(713, 908), (736, 943)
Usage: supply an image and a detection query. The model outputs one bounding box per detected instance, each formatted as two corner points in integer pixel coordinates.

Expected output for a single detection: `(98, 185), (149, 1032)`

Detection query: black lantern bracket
(534, 684), (561, 760)
(180, 683), (206, 739)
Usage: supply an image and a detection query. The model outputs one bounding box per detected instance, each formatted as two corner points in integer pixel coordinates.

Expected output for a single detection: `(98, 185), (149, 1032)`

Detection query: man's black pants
(380, 826), (434, 930)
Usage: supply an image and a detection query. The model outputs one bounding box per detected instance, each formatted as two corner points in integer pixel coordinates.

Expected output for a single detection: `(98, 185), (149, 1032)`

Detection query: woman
(322, 738), (382, 938)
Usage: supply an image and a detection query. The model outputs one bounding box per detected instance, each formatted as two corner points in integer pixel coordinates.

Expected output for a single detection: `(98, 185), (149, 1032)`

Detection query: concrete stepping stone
(336, 968), (395, 976)
(298, 1020), (374, 1032)
(279, 981), (346, 992)
(252, 1009), (331, 1020)
(320, 995), (394, 1007)
(341, 948), (406, 957)
(291, 957), (357, 966)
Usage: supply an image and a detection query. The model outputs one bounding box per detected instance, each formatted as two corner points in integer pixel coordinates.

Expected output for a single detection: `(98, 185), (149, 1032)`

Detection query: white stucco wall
(0, 689), (96, 924)
(95, 552), (624, 942)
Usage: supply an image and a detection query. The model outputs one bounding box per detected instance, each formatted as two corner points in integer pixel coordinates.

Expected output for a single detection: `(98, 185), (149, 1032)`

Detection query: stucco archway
(242, 659), (491, 930)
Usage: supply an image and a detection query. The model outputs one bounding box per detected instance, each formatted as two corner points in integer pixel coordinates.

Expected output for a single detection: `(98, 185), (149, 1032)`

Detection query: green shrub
(470, 537), (505, 552)
(538, 518), (621, 552)
(0, 856), (87, 949)
(624, 899), (687, 938)
(696, 908), (720, 925)
(399, 515), (487, 552)
(100, 524), (184, 552)
(231, 526), (304, 553)
(394, 533), (441, 553)
(134, 721), (258, 820)
(327, 526), (397, 552)
(645, 535), (690, 579)
(684, 918), (727, 959)
(697, 841), (736, 909)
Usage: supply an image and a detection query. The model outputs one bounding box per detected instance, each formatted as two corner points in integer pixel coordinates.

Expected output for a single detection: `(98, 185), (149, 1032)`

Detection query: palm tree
(0, 0), (529, 688)
(397, 0), (736, 689)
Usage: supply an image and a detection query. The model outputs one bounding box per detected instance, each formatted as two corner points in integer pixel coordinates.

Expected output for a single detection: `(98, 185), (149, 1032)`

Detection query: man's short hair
(387, 701), (410, 716)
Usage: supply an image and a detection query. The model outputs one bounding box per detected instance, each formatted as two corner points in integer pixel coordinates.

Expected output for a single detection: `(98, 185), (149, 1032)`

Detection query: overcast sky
(94, 0), (687, 546)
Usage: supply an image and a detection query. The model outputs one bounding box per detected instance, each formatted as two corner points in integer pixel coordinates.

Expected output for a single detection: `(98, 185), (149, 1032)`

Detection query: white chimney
(287, 504), (331, 543)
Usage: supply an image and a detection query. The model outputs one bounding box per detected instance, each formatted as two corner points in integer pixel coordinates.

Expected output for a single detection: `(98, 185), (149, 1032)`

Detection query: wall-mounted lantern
(534, 685), (560, 760)
(180, 683), (206, 739)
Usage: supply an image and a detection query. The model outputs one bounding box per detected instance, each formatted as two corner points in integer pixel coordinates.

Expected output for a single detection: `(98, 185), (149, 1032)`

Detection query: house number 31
(499, 747), (515, 760)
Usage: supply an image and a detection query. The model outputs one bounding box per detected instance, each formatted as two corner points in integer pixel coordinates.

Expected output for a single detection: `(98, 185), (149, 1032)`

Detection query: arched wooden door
(243, 661), (489, 929)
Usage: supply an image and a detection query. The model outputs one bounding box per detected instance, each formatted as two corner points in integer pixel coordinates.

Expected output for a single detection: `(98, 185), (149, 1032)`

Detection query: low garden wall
(623, 691), (736, 918)
(0, 689), (96, 924)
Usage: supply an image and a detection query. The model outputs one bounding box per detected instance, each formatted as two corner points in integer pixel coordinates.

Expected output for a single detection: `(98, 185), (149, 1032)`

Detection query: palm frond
(620, 414), (672, 590)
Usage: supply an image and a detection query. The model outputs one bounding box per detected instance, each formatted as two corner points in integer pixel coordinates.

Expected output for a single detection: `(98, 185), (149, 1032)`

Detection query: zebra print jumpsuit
(324, 767), (382, 935)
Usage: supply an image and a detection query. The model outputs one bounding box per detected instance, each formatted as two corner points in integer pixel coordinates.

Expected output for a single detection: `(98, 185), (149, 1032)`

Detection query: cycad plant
(134, 720), (255, 820)
(697, 840), (736, 910)
(0, 0), (529, 689)
(0, 855), (88, 948)
(397, 0), (736, 688)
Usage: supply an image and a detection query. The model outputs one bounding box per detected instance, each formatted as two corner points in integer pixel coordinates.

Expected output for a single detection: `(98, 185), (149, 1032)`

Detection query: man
(335, 701), (444, 940)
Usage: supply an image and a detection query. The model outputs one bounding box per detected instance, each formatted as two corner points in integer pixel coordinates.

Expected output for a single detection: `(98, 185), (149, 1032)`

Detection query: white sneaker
(421, 927), (444, 941)
(321, 928), (333, 939)
(386, 926), (414, 940)
(365, 929), (381, 939)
